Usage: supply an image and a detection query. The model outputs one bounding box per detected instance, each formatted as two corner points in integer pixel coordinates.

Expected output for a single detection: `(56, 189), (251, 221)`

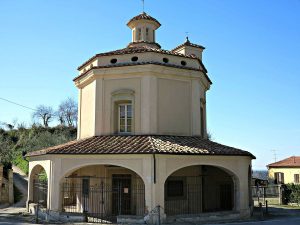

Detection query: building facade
(27, 12), (255, 224)
(268, 156), (300, 184)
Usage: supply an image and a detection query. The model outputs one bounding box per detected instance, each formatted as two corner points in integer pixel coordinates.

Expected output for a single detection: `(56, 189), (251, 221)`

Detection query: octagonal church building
(27, 12), (255, 224)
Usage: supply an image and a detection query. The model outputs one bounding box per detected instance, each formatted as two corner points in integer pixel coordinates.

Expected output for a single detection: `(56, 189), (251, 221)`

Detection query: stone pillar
(8, 169), (14, 204)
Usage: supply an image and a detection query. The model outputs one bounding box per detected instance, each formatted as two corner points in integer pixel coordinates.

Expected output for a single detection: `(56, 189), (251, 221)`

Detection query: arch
(28, 164), (49, 208)
(59, 162), (146, 185)
(165, 162), (240, 182)
(59, 163), (146, 222)
(29, 164), (49, 182)
(164, 164), (239, 216)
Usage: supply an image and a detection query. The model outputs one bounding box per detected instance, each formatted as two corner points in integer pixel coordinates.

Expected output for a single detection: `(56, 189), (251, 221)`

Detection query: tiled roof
(127, 12), (161, 27)
(26, 135), (255, 158)
(172, 39), (205, 52)
(77, 45), (200, 71)
(267, 156), (300, 168)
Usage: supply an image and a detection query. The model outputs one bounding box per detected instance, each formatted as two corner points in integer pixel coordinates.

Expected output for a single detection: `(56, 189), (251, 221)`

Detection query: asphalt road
(213, 217), (300, 225)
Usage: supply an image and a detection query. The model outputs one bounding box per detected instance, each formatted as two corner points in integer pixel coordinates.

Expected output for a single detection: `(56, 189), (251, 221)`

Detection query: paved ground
(209, 217), (300, 225)
(0, 166), (30, 224)
(0, 166), (28, 215)
(12, 165), (28, 208)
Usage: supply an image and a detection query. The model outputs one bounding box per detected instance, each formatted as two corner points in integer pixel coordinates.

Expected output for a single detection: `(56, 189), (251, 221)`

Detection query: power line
(0, 97), (36, 111)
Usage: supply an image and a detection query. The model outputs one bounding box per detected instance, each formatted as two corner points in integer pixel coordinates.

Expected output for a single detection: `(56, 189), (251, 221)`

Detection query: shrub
(284, 184), (300, 205)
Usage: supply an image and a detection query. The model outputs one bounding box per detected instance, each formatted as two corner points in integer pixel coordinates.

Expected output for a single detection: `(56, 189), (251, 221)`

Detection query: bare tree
(32, 105), (54, 127)
(57, 98), (78, 127)
(56, 110), (65, 126)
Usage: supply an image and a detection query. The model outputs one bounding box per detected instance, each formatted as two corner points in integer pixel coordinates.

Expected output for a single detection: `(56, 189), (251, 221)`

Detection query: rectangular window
(137, 28), (141, 41)
(295, 174), (299, 183)
(146, 28), (149, 41)
(165, 178), (187, 200)
(118, 103), (132, 134)
(167, 180), (184, 197)
(274, 172), (285, 184)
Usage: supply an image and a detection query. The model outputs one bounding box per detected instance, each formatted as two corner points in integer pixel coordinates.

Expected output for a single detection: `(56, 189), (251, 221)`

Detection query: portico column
(153, 155), (167, 221)
(48, 158), (62, 211)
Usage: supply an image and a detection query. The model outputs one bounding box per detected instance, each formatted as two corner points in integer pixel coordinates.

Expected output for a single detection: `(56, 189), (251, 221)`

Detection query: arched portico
(164, 165), (238, 216)
(59, 164), (146, 223)
(154, 155), (252, 219)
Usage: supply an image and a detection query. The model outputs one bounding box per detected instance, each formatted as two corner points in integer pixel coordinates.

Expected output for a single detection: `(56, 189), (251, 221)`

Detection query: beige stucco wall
(28, 154), (252, 218)
(158, 78), (191, 135)
(76, 65), (209, 138)
(79, 80), (96, 138)
(268, 167), (300, 184)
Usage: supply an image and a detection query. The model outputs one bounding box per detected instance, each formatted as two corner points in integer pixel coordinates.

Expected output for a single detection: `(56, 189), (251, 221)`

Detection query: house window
(118, 103), (132, 133)
(274, 172), (284, 184)
(294, 174), (299, 183)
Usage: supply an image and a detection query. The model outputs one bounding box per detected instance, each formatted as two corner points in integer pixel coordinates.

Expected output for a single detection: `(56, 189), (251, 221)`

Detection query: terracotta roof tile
(26, 135), (255, 158)
(75, 45), (211, 84)
(267, 156), (300, 168)
(172, 39), (205, 52)
(77, 45), (199, 71)
(127, 12), (161, 27)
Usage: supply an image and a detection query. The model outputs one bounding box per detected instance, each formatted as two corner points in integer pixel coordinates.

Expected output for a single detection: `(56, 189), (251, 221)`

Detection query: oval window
(131, 56), (138, 62)
(163, 58), (169, 63)
(110, 58), (117, 64)
(181, 60), (187, 66)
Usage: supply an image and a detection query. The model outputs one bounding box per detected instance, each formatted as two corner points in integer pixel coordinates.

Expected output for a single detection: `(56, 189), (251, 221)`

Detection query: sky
(0, 0), (299, 170)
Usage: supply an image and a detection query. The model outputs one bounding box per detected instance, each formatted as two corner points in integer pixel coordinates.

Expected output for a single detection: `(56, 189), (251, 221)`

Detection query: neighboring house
(0, 164), (14, 205)
(26, 12), (255, 223)
(267, 156), (300, 184)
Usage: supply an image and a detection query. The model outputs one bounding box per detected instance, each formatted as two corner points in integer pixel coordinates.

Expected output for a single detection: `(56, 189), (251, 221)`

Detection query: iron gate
(61, 176), (145, 223)
(165, 176), (234, 215)
(33, 179), (48, 207)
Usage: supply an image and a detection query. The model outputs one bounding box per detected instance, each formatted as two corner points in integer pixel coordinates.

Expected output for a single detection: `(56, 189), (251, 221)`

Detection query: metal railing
(61, 176), (145, 223)
(165, 176), (234, 215)
(33, 179), (48, 207)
